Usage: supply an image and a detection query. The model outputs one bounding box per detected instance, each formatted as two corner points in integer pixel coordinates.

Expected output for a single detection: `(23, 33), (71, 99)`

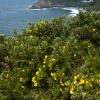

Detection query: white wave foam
(25, 6), (82, 17)
(62, 7), (79, 14)
(68, 13), (77, 17)
(41, 8), (48, 10)
(31, 8), (48, 10)
(25, 7), (48, 11)
(32, 9), (41, 10)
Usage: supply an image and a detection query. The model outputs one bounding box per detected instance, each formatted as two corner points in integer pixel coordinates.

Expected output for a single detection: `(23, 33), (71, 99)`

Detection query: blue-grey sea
(0, 0), (79, 36)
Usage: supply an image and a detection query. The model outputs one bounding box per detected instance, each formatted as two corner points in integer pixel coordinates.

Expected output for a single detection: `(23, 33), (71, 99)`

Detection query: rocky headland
(30, 0), (100, 11)
(30, 0), (82, 9)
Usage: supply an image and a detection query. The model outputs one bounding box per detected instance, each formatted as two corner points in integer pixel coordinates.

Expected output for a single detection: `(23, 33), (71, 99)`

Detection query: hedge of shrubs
(0, 12), (100, 100)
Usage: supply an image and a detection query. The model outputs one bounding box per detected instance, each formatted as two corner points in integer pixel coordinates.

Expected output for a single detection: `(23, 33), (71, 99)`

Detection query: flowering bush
(0, 12), (100, 99)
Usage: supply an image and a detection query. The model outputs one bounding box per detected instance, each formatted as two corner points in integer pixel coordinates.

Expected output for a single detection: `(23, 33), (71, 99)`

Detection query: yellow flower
(22, 86), (24, 89)
(62, 73), (65, 76)
(62, 46), (66, 53)
(43, 61), (46, 64)
(32, 76), (38, 87)
(35, 27), (38, 31)
(74, 76), (77, 80)
(74, 54), (76, 57)
(43, 65), (45, 68)
(51, 73), (57, 81)
(22, 69), (25, 72)
(74, 80), (77, 84)
(89, 84), (93, 87)
(20, 44), (23, 47)
(70, 90), (74, 95)
(51, 58), (56, 62)
(19, 77), (23, 82)
(51, 73), (56, 77)
(45, 55), (48, 59)
(39, 68), (42, 71)
(53, 76), (57, 81)
(88, 45), (90, 48)
(71, 86), (75, 90)
(70, 85), (75, 94)
(28, 29), (32, 33)
(36, 71), (40, 76)
(79, 79), (85, 85)
(63, 46), (66, 49)
(43, 55), (48, 64)
(40, 20), (45, 24)
(61, 83), (64, 86)
(41, 97), (44, 100)
(60, 80), (64, 86)
(97, 80), (100, 83)
(96, 91), (100, 95)
(34, 82), (38, 87)
(82, 92), (86, 96)
(85, 80), (89, 84)
(93, 28), (96, 32)
(64, 82), (67, 86)
(29, 35), (33, 39)
(32, 76), (36, 83)
(74, 75), (79, 80)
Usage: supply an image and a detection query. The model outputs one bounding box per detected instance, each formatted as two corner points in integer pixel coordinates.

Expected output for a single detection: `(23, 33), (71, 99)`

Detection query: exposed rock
(30, 0), (100, 11)
(30, 0), (66, 9)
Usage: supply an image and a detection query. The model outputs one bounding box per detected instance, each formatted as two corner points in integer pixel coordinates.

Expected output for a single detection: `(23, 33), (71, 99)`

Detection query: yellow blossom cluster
(43, 55), (48, 64)
(32, 76), (38, 87)
(48, 58), (56, 68)
(59, 80), (65, 86)
(59, 74), (67, 87)
(17, 68), (25, 72)
(32, 68), (43, 87)
(36, 68), (42, 76)
(51, 73), (57, 81)
(73, 75), (86, 85)
(70, 85), (75, 95)
(43, 55), (56, 69)
(69, 74), (94, 95)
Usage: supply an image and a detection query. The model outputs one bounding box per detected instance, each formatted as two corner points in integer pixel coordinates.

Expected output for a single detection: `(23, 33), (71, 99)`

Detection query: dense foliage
(86, 0), (100, 11)
(0, 12), (100, 100)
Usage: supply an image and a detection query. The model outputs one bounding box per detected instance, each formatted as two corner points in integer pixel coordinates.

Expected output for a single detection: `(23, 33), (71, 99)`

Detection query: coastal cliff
(30, 0), (81, 9)
(30, 0), (100, 11)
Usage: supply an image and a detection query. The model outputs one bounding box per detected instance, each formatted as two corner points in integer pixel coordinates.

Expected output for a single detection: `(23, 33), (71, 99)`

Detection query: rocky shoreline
(30, 0), (82, 9)
(30, 1), (66, 9)
(30, 0), (100, 11)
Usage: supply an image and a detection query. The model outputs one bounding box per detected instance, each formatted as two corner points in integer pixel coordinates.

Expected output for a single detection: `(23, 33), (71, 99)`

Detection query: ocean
(0, 0), (79, 36)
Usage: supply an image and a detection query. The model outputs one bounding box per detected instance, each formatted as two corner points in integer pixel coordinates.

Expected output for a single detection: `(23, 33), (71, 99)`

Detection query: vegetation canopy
(0, 12), (100, 100)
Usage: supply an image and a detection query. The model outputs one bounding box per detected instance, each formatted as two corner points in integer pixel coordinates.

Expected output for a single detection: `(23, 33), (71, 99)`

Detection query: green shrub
(0, 12), (100, 99)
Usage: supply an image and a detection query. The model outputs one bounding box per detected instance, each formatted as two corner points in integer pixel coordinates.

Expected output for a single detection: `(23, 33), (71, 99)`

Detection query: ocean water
(0, 0), (79, 36)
